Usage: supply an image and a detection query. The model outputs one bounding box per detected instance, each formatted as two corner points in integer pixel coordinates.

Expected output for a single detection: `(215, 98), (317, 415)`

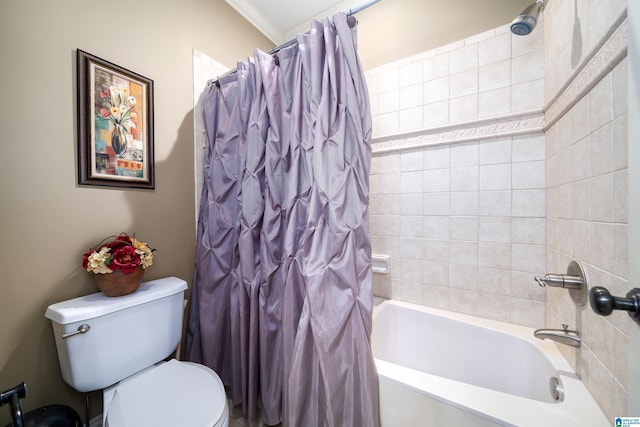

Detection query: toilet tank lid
(45, 277), (187, 325)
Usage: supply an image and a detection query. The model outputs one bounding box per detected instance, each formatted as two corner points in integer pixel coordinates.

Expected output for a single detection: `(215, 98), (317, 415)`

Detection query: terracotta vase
(94, 266), (144, 297)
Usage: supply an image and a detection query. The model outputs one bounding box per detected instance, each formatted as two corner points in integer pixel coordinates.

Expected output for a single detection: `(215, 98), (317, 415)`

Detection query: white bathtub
(372, 300), (609, 426)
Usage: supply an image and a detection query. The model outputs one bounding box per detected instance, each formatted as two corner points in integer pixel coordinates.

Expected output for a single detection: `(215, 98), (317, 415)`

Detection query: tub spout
(534, 324), (581, 348)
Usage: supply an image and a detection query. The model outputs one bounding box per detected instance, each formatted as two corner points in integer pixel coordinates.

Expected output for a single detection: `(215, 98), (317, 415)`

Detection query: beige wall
(355, 0), (532, 70)
(0, 0), (270, 423)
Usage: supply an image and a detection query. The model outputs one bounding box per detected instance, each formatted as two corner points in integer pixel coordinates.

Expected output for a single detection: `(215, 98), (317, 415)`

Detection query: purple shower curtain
(185, 13), (378, 426)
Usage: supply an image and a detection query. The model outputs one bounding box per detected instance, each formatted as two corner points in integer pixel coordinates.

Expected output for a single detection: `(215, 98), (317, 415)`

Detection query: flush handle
(62, 324), (90, 339)
(589, 287), (640, 325)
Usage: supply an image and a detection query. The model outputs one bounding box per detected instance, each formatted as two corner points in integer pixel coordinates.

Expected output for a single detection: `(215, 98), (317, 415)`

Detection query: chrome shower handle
(62, 324), (90, 339)
(535, 273), (583, 290)
(533, 260), (588, 307)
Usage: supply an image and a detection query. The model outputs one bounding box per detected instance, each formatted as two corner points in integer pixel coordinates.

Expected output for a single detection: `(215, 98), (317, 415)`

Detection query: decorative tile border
(544, 16), (627, 129)
(371, 110), (544, 154)
(371, 14), (628, 154)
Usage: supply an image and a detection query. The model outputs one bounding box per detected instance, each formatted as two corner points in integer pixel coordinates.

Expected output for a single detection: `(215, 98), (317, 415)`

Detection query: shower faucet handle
(533, 260), (588, 307)
(534, 273), (583, 290)
(590, 286), (640, 325)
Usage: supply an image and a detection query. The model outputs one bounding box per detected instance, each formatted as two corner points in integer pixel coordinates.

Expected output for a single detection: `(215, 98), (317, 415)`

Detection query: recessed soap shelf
(372, 254), (390, 274)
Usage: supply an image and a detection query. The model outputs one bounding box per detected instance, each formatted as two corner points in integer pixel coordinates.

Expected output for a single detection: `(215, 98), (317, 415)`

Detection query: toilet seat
(106, 359), (228, 427)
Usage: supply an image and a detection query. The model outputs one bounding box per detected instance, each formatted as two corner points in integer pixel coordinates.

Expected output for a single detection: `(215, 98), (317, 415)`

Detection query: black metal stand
(0, 382), (82, 427)
(0, 383), (26, 427)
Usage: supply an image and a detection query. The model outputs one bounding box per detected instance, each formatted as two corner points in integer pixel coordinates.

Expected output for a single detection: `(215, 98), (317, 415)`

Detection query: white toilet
(45, 277), (228, 427)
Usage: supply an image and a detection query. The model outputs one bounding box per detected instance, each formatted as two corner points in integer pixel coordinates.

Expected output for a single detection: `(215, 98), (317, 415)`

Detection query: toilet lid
(106, 359), (226, 427)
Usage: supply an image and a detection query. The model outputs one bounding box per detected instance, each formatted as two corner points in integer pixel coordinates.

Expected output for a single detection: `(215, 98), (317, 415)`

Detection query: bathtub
(372, 300), (609, 426)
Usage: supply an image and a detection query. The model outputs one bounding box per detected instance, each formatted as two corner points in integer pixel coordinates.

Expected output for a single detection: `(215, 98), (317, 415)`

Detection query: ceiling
(225, 0), (534, 69)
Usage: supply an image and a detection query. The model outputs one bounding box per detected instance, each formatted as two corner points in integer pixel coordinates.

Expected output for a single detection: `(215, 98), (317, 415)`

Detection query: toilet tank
(45, 277), (188, 392)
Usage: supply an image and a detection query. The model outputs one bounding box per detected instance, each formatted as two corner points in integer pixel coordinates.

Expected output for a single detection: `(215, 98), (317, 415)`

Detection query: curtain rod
(208, 0), (383, 87)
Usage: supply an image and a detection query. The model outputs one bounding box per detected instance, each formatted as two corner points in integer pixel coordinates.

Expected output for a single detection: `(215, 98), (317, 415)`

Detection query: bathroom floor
(227, 399), (282, 427)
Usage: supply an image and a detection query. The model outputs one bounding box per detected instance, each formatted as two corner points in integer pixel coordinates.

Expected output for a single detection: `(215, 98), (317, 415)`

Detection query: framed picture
(77, 49), (154, 189)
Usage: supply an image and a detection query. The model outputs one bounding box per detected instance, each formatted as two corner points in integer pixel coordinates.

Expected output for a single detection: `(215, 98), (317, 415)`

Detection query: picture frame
(77, 49), (154, 189)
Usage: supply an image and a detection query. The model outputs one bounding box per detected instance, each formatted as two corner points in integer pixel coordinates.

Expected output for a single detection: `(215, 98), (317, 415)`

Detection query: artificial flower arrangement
(99, 85), (138, 156)
(99, 85), (137, 129)
(82, 233), (154, 275)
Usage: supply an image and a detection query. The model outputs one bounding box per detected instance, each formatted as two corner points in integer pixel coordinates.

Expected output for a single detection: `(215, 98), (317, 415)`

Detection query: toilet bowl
(45, 277), (228, 427)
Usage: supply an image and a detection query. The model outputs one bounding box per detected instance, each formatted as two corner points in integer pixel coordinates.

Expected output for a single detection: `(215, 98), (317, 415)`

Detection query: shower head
(510, 0), (544, 36)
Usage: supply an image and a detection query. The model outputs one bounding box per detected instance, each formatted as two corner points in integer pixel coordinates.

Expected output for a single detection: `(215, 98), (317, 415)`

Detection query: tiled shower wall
(545, 56), (628, 419)
(370, 136), (547, 326)
(366, 24), (547, 327)
(366, 1), (629, 419)
(367, 24), (544, 137)
(543, 1), (628, 418)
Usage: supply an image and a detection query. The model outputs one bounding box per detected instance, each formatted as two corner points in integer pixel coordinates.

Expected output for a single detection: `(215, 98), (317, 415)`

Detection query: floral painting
(77, 50), (154, 189)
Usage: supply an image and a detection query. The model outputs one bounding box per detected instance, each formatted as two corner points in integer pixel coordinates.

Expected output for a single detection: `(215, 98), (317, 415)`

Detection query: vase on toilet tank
(93, 266), (144, 297)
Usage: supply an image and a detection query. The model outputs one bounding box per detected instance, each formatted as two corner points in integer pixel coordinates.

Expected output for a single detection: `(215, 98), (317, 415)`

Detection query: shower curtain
(185, 13), (379, 427)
